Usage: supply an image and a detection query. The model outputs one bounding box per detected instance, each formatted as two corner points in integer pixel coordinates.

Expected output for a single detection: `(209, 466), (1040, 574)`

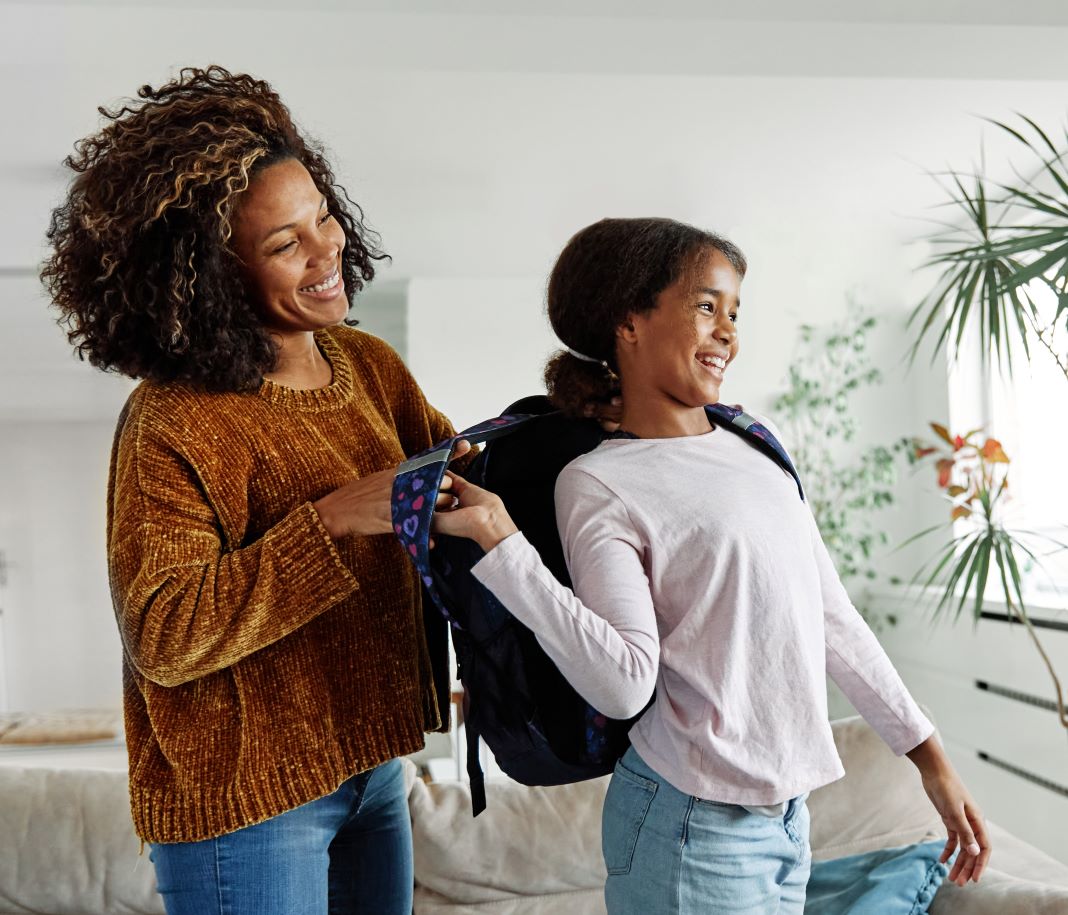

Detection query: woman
(432, 217), (991, 913)
(42, 66), (473, 914)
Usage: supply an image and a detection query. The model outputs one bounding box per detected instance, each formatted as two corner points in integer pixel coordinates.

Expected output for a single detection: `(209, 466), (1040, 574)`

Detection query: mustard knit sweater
(106, 326), (455, 843)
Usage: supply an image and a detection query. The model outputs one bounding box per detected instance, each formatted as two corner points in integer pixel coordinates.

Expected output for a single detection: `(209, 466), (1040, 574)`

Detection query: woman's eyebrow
(262, 197), (328, 243)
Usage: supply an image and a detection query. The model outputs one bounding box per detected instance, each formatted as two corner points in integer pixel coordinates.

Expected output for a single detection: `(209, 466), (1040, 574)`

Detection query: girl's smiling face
(618, 247), (741, 416)
(231, 157), (349, 338)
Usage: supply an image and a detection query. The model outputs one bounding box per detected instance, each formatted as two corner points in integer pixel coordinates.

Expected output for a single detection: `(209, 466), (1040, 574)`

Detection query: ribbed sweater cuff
(266, 501), (360, 611)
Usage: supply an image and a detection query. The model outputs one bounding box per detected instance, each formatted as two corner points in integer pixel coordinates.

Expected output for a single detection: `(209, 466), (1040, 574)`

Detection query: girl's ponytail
(543, 348), (619, 417)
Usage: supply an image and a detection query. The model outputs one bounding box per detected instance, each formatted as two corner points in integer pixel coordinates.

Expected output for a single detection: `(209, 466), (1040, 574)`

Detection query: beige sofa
(1, 715), (1066, 914)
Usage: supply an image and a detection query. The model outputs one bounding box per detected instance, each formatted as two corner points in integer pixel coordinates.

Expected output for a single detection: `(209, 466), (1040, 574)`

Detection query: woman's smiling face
(232, 157), (349, 338)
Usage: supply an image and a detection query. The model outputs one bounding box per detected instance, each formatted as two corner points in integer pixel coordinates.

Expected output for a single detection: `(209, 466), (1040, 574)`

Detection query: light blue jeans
(148, 759), (412, 915)
(603, 747), (811, 914)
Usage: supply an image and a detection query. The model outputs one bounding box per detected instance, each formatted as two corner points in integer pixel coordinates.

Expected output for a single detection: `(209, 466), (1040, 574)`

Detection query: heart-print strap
(391, 414), (539, 626)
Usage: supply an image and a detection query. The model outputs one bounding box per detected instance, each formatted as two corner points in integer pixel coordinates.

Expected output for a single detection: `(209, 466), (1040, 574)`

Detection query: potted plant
(904, 425), (1066, 731)
(904, 114), (1068, 734)
(772, 306), (902, 629)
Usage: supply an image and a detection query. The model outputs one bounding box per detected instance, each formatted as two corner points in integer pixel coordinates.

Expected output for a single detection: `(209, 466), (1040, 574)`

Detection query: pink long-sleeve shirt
(471, 417), (933, 808)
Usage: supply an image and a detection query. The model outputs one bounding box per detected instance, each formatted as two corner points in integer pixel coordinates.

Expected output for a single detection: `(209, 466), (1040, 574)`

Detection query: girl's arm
(809, 509), (990, 886)
(433, 467), (660, 720)
(906, 733), (991, 886)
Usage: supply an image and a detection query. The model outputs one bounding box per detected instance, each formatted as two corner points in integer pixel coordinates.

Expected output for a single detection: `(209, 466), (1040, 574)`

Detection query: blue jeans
(603, 747), (811, 914)
(149, 759), (412, 915)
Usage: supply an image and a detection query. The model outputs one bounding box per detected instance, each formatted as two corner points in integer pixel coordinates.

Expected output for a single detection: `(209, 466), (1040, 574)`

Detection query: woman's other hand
(315, 441), (472, 539)
(906, 735), (991, 886)
(584, 395), (623, 433)
(430, 472), (518, 553)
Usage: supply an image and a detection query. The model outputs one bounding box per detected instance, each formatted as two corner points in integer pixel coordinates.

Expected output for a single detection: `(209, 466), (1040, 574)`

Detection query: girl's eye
(273, 240), (297, 254)
(730, 313), (739, 324)
(319, 212), (332, 226)
(698, 302), (715, 313)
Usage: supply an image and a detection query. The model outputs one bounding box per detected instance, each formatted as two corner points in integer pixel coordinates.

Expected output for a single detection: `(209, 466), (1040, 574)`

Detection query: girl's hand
(906, 736), (991, 886)
(314, 441), (471, 539)
(430, 471), (518, 553)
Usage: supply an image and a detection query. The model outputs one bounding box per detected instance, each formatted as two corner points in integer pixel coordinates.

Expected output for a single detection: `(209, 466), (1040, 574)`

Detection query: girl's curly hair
(41, 65), (387, 391)
(543, 218), (747, 416)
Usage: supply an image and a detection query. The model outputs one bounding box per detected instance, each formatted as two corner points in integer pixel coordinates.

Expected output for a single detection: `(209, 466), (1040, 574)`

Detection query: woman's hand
(430, 471), (518, 553)
(314, 441), (472, 539)
(585, 395), (623, 433)
(906, 735), (991, 886)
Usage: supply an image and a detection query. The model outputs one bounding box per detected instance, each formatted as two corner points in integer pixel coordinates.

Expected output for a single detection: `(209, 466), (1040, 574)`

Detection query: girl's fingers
(939, 833), (957, 865)
(968, 808), (991, 882)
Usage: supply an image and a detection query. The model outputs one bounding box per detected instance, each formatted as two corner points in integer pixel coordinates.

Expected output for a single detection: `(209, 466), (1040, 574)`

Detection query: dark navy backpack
(391, 396), (804, 814)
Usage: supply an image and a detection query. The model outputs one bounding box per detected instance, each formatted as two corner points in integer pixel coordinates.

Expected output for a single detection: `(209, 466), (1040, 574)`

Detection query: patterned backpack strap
(391, 414), (540, 624)
(705, 404), (805, 502)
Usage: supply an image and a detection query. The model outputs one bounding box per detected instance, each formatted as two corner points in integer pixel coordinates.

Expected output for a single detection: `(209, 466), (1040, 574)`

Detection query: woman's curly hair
(543, 217), (747, 416)
(41, 65), (387, 391)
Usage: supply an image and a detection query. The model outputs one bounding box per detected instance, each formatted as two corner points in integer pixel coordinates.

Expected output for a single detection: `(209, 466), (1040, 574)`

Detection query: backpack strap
(704, 404), (805, 502)
(392, 413), (539, 624)
(393, 413), (538, 815)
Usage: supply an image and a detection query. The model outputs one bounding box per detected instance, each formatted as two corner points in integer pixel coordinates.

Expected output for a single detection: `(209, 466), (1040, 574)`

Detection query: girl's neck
(617, 392), (713, 440)
(264, 330), (333, 390)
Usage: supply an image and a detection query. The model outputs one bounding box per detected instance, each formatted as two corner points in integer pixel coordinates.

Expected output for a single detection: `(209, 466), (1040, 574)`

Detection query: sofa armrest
(0, 765), (161, 915)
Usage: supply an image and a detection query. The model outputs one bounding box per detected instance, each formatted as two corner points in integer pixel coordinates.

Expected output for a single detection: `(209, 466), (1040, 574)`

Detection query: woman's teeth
(300, 270), (340, 293)
(697, 354), (726, 369)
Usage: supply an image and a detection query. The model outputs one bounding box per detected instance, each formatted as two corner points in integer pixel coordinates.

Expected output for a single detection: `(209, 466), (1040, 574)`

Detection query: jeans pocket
(784, 795), (810, 846)
(601, 759), (657, 876)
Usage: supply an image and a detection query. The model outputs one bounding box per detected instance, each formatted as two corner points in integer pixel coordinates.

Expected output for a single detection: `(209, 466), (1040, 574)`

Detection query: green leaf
(972, 535), (993, 621)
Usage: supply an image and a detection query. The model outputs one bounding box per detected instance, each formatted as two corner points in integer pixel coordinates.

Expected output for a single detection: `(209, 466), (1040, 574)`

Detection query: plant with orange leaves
(905, 422), (1067, 732)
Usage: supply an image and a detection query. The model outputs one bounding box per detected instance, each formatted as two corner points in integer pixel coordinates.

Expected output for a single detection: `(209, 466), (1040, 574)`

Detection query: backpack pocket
(601, 758), (657, 875)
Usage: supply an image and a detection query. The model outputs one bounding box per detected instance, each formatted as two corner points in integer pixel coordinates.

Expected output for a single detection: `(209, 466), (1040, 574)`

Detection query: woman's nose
(309, 232), (340, 265)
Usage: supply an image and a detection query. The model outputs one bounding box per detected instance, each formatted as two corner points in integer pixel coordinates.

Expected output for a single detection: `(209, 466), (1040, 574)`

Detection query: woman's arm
(432, 467), (660, 720)
(109, 405), (359, 688)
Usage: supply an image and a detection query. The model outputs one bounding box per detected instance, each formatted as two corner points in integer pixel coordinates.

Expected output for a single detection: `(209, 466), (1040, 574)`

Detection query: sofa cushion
(409, 773), (609, 906)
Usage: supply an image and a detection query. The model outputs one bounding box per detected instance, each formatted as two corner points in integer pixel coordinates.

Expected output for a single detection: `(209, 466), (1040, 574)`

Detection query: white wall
(0, 422), (123, 711)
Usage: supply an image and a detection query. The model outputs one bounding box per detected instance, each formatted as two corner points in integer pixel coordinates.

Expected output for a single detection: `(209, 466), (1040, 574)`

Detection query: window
(984, 283), (1068, 606)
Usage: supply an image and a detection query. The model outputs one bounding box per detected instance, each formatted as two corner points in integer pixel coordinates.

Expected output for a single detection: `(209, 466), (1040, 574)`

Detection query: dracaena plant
(909, 115), (1068, 384)
(904, 423), (1067, 731)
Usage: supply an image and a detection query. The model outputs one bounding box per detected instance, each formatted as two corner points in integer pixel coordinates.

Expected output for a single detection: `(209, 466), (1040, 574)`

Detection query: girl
(431, 218), (990, 913)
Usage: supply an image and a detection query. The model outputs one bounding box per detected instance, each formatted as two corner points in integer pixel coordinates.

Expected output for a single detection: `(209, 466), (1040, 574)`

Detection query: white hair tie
(564, 346), (602, 364)
(563, 345), (618, 381)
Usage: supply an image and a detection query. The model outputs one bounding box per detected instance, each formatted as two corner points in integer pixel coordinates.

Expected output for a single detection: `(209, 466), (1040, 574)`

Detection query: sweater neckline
(257, 328), (354, 411)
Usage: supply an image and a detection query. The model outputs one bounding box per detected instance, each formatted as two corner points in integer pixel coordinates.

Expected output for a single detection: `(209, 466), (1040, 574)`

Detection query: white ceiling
(6, 0), (1068, 26)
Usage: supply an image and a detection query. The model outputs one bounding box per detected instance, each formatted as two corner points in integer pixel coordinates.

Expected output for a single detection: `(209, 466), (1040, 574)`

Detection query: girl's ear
(616, 317), (638, 345)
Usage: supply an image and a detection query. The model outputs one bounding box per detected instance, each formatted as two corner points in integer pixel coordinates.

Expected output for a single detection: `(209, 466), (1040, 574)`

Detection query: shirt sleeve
(809, 509), (935, 755)
(108, 403), (359, 688)
(470, 465), (660, 719)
